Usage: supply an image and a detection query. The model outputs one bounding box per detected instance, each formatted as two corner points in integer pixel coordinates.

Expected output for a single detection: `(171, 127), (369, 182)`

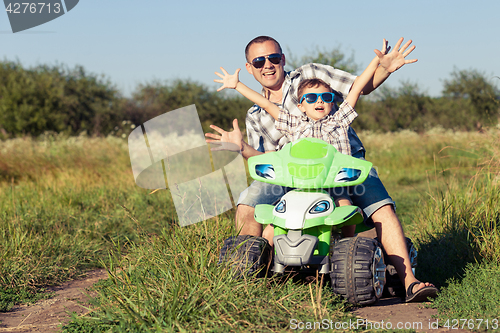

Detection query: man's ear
(282, 53), (286, 67)
(245, 62), (253, 75)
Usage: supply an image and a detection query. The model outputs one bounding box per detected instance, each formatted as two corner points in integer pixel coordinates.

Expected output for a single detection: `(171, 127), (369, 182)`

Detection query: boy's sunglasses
(300, 92), (335, 104)
(251, 53), (282, 68)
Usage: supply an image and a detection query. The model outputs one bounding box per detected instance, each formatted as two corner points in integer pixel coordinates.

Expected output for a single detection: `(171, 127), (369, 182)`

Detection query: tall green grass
(62, 221), (352, 332)
(407, 128), (500, 321)
(359, 127), (491, 227)
(1, 128), (498, 331)
(0, 134), (177, 311)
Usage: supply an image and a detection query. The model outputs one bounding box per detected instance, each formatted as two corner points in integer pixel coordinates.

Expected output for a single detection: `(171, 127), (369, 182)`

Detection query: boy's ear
(297, 103), (306, 113)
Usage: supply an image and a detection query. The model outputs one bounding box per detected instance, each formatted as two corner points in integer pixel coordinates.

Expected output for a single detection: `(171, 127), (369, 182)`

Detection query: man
(206, 36), (437, 302)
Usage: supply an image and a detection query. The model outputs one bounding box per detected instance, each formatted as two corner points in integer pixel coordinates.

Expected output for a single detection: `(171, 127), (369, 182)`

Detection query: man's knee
(371, 204), (398, 224)
(237, 203), (254, 216)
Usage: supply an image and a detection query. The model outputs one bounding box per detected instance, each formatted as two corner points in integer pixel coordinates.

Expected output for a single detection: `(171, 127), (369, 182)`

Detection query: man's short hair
(245, 36), (283, 62)
(297, 78), (333, 101)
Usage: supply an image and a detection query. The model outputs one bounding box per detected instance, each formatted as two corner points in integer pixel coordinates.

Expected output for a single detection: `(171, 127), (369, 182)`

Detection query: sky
(1, 0), (499, 99)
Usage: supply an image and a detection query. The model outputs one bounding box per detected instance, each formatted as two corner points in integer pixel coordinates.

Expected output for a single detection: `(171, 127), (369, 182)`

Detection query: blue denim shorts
(346, 164), (395, 226)
(237, 153), (395, 224)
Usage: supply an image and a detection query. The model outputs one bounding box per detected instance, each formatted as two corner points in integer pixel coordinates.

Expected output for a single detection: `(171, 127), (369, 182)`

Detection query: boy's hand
(375, 37), (417, 73)
(374, 38), (390, 60)
(214, 67), (241, 92)
(205, 119), (243, 152)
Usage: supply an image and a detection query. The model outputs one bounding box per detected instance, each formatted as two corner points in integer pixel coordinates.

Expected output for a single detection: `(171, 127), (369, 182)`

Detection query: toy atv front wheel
(330, 237), (386, 305)
(218, 235), (271, 278)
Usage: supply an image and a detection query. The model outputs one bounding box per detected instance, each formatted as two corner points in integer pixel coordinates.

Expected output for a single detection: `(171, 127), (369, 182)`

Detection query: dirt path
(348, 230), (470, 332)
(0, 269), (108, 333)
(352, 297), (470, 333)
(0, 269), (470, 332)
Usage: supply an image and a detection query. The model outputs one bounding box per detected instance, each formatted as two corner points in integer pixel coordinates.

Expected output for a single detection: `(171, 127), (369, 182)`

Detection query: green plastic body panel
(251, 138), (376, 261)
(323, 206), (364, 227)
(254, 204), (274, 224)
(248, 138), (373, 189)
(274, 225), (287, 237)
(304, 225), (331, 256)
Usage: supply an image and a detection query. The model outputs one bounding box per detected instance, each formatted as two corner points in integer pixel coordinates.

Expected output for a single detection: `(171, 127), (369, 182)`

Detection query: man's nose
(264, 58), (275, 68)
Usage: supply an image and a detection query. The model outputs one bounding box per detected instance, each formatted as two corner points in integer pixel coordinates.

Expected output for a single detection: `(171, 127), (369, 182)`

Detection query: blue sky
(1, 0), (499, 98)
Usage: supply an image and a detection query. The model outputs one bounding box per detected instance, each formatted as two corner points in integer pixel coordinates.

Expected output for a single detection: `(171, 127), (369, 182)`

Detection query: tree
(125, 79), (250, 133)
(355, 81), (433, 132)
(442, 68), (500, 129)
(0, 61), (121, 137)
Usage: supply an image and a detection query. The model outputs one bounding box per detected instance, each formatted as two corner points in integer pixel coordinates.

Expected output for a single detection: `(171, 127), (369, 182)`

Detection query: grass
(0, 128), (499, 331)
(406, 128), (500, 323)
(431, 261), (500, 321)
(359, 127), (491, 227)
(414, 173), (500, 287)
(61, 222), (352, 332)
(0, 134), (176, 311)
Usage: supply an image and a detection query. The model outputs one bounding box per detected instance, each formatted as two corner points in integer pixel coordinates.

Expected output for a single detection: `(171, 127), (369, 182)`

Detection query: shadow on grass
(415, 227), (481, 289)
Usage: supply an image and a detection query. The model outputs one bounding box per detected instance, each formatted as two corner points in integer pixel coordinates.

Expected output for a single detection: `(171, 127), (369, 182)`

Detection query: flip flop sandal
(405, 281), (438, 303)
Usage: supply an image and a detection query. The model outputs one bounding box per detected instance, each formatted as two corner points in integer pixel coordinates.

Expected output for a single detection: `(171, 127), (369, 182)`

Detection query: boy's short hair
(245, 36), (283, 62)
(297, 78), (333, 101)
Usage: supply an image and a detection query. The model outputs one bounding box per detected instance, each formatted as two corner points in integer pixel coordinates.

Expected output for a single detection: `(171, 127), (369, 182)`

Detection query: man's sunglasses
(251, 53), (282, 68)
(300, 92), (335, 104)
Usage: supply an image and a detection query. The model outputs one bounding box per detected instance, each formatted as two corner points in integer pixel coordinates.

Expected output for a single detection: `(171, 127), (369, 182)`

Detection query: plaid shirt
(246, 63), (365, 155)
(276, 101), (358, 155)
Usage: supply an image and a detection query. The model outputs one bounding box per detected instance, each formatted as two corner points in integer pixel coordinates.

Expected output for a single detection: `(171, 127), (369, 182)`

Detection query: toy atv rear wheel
(330, 237), (386, 305)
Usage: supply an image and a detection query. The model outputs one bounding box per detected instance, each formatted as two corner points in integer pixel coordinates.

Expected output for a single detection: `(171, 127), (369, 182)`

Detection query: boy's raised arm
(346, 57), (380, 108)
(345, 39), (388, 108)
(214, 67), (281, 120)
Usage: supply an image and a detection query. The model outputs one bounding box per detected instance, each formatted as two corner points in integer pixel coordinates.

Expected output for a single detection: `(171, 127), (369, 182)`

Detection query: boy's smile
(298, 86), (334, 121)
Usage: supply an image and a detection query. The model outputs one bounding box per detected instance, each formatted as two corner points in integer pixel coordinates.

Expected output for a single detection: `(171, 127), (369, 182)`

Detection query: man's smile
(263, 70), (276, 77)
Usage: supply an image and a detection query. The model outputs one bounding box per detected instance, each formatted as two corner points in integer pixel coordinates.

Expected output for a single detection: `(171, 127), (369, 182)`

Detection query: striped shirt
(246, 63), (365, 155)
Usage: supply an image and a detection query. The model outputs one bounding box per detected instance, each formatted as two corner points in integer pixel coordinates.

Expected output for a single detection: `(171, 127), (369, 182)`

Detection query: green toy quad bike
(246, 137), (414, 305)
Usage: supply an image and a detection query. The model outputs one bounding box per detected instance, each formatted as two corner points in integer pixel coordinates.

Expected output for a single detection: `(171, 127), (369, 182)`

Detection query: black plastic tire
(330, 237), (386, 305)
(218, 235), (271, 278)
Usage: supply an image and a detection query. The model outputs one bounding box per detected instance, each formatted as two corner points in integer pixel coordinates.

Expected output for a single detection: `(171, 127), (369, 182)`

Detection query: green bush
(433, 261), (500, 321)
(123, 79), (251, 133)
(0, 58), (498, 138)
(0, 61), (121, 137)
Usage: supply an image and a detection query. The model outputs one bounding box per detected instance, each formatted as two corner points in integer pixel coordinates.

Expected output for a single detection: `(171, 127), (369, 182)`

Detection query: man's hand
(205, 118), (244, 152)
(214, 67), (241, 92)
(375, 37), (417, 73)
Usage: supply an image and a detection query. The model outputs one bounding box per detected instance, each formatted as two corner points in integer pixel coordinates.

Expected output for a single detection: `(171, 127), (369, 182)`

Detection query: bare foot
(411, 281), (435, 293)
